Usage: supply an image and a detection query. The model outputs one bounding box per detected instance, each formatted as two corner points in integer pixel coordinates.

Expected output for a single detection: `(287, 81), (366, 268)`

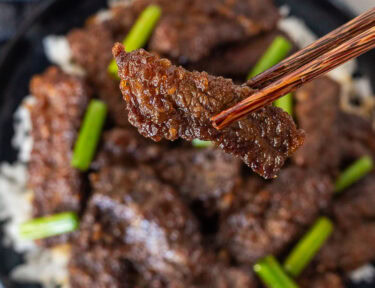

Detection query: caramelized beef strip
(68, 0), (278, 125)
(80, 165), (208, 284)
(68, 23), (129, 127)
(332, 173), (375, 229)
(194, 265), (258, 288)
(92, 128), (165, 169)
(156, 148), (242, 212)
(298, 272), (345, 288)
(113, 45), (304, 178)
(306, 174), (375, 274)
(294, 76), (375, 174)
(188, 30), (290, 78)
(149, 0), (279, 62)
(219, 167), (332, 264)
(69, 245), (139, 288)
(29, 67), (90, 245)
(294, 77), (342, 175)
(315, 223), (375, 273)
(338, 112), (375, 160)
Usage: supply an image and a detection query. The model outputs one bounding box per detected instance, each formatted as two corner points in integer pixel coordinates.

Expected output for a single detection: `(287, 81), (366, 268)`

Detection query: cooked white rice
(43, 36), (85, 76)
(0, 4), (374, 287)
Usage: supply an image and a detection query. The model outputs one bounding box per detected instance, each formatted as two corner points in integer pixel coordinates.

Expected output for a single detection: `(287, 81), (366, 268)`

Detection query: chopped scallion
(192, 139), (213, 148)
(248, 36), (292, 79)
(20, 212), (79, 240)
(248, 36), (293, 115)
(273, 93), (293, 116)
(108, 4), (162, 77)
(334, 155), (373, 193)
(283, 217), (333, 277)
(71, 100), (107, 171)
(254, 255), (299, 288)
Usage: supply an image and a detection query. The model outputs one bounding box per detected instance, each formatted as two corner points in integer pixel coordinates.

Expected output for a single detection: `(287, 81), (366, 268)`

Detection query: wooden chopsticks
(211, 8), (375, 130)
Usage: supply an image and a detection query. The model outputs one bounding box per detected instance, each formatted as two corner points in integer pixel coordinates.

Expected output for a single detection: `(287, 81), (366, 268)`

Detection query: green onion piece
(19, 212), (79, 240)
(192, 139), (213, 148)
(334, 156), (374, 193)
(273, 93), (293, 116)
(248, 36), (292, 79)
(254, 255), (299, 288)
(108, 4), (162, 77)
(71, 100), (107, 171)
(283, 217), (333, 277)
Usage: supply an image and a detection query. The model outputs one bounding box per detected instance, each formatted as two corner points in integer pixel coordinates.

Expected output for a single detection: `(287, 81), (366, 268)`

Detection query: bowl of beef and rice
(0, 0), (375, 287)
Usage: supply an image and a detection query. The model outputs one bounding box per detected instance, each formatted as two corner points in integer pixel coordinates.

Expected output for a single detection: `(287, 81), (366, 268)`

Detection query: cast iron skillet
(0, 0), (374, 287)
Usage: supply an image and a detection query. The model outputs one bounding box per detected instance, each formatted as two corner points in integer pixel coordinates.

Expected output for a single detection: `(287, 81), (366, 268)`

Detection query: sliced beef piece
(299, 272), (345, 288)
(29, 67), (90, 244)
(29, 67), (89, 215)
(92, 128), (164, 169)
(68, 23), (129, 127)
(80, 165), (207, 284)
(294, 77), (342, 175)
(219, 167), (332, 264)
(188, 30), (291, 78)
(316, 222), (375, 272)
(156, 148), (242, 212)
(69, 245), (139, 288)
(332, 173), (375, 229)
(229, 174), (266, 211)
(149, 0), (279, 62)
(113, 45), (304, 179)
(97, 1), (148, 42)
(194, 265), (258, 288)
(338, 112), (375, 160)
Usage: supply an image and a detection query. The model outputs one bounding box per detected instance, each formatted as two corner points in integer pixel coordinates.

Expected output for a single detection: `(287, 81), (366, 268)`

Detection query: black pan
(0, 0), (374, 287)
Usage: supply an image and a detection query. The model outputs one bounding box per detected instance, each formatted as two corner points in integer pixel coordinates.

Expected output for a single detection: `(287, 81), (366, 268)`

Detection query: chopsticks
(211, 8), (375, 130)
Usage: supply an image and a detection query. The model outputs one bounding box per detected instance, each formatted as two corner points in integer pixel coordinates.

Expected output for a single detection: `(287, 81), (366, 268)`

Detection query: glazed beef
(189, 31), (288, 78)
(156, 148), (242, 212)
(332, 173), (375, 229)
(149, 0), (279, 62)
(305, 173), (375, 274)
(92, 128), (164, 169)
(299, 272), (344, 288)
(68, 23), (129, 127)
(338, 112), (375, 160)
(219, 167), (332, 264)
(29, 67), (89, 217)
(67, 0), (278, 125)
(194, 265), (258, 288)
(80, 165), (206, 284)
(316, 223), (375, 272)
(113, 45), (304, 179)
(294, 77), (342, 175)
(69, 245), (139, 288)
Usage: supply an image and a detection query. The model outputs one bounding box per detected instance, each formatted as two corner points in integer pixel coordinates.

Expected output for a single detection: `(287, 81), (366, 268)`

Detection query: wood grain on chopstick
(211, 25), (375, 130)
(247, 8), (375, 90)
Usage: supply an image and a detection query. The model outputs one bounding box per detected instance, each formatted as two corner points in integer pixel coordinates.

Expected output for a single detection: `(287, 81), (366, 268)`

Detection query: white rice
(0, 4), (374, 287)
(43, 36), (85, 76)
(350, 264), (375, 284)
(11, 245), (70, 288)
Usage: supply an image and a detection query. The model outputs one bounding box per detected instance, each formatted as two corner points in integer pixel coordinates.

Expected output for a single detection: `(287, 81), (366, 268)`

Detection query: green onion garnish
(334, 156), (373, 193)
(254, 255), (299, 288)
(108, 4), (162, 77)
(248, 36), (292, 79)
(71, 100), (107, 171)
(192, 139), (213, 148)
(273, 93), (293, 116)
(283, 217), (333, 277)
(248, 36), (293, 115)
(20, 212), (79, 240)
